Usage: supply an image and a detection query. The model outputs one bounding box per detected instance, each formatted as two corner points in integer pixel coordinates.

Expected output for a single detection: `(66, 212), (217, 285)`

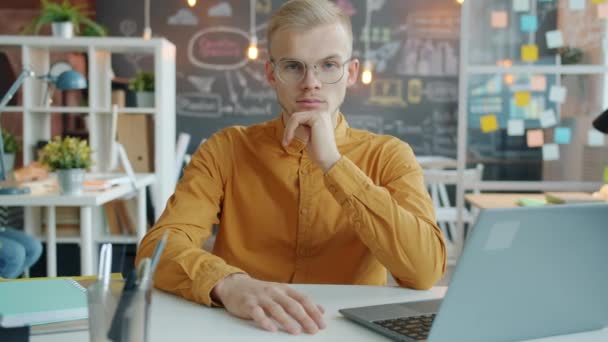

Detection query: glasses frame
(270, 57), (354, 85)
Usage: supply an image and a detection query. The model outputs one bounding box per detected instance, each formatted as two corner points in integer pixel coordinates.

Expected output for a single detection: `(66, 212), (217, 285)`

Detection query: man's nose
(300, 65), (322, 89)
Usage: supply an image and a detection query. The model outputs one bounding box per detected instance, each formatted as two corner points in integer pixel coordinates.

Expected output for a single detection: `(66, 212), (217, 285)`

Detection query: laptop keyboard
(373, 314), (436, 341)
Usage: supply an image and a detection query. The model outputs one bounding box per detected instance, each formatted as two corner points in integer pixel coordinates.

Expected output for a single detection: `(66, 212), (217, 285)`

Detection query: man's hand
(282, 111), (341, 172)
(211, 273), (326, 334)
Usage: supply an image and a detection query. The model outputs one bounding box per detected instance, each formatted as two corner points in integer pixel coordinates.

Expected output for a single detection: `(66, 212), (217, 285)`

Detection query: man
(136, 0), (446, 335)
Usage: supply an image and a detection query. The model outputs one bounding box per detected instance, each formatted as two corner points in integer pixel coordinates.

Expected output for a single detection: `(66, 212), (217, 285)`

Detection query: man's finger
(261, 300), (302, 335)
(283, 112), (315, 146)
(286, 287), (326, 330)
(250, 305), (278, 332)
(275, 293), (319, 334)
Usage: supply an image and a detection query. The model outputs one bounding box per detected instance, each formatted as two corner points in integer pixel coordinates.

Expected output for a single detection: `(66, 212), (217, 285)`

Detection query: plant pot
(57, 169), (85, 195)
(135, 92), (155, 107)
(2, 153), (15, 172)
(51, 22), (74, 39)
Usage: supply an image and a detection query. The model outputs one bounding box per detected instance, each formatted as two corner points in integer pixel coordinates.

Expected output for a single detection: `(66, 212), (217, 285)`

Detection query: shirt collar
(272, 112), (350, 154)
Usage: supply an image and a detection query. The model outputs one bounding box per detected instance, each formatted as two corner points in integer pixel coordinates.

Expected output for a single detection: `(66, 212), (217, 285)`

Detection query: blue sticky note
(554, 127), (572, 144)
(520, 15), (538, 32)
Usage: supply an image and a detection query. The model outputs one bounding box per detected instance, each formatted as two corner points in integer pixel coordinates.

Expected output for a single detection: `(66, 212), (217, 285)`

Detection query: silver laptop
(340, 203), (608, 341)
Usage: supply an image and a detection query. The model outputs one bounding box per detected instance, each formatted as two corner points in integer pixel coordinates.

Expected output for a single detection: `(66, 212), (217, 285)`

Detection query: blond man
(137, 0), (446, 335)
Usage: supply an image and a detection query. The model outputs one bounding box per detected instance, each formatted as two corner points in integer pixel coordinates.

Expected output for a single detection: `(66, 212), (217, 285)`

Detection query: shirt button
(300, 208), (308, 215)
(328, 185), (337, 193)
(354, 221), (362, 229)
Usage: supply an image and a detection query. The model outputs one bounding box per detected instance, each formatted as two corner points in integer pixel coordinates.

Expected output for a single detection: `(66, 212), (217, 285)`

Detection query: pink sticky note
(491, 11), (508, 28)
(527, 129), (544, 148)
(531, 75), (547, 91)
(599, 3), (608, 18)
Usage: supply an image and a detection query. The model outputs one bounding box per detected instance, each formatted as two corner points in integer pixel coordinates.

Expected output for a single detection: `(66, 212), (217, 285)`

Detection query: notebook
(0, 278), (87, 328)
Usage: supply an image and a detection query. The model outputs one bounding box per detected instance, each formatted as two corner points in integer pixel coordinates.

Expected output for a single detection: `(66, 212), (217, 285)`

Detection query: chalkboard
(97, 0), (461, 156)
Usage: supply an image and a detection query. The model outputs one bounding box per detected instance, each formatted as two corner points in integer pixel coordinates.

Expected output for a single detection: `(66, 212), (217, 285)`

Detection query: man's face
(266, 23), (359, 120)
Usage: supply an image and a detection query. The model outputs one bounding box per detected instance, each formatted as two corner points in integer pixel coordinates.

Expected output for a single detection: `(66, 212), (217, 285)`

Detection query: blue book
(0, 278), (87, 328)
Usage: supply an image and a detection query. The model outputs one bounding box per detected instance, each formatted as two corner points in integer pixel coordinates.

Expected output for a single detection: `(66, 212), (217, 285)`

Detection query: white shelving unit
(0, 36), (176, 243)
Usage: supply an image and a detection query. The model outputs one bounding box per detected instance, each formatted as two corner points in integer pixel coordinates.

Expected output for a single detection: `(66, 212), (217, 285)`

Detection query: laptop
(340, 203), (608, 341)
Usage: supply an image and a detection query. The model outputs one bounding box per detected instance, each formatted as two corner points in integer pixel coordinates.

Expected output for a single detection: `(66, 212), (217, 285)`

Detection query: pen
(107, 267), (138, 341)
(149, 230), (170, 274)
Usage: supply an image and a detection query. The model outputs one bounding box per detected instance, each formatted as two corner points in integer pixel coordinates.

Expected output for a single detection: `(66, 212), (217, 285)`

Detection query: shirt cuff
(324, 156), (373, 205)
(192, 261), (246, 307)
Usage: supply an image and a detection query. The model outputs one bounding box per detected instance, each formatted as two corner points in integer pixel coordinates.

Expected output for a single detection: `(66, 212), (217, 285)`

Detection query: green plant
(40, 136), (92, 171)
(558, 46), (583, 65)
(2, 129), (19, 154)
(22, 0), (107, 37)
(129, 72), (155, 92)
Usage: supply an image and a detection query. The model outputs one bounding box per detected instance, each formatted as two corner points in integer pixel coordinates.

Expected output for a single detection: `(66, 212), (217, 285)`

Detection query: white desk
(30, 284), (608, 341)
(0, 173), (155, 276)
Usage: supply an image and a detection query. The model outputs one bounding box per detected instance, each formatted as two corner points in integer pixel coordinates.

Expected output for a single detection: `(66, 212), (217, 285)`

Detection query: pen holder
(87, 279), (151, 342)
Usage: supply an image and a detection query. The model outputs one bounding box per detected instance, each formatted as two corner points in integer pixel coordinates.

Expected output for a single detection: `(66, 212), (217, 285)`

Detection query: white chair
(423, 164), (484, 264)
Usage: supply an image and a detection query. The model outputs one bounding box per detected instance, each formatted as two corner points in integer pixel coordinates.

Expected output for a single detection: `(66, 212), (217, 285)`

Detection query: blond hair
(267, 0), (352, 54)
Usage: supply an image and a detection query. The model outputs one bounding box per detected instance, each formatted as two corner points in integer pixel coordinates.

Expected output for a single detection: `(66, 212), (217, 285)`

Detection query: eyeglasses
(270, 57), (353, 85)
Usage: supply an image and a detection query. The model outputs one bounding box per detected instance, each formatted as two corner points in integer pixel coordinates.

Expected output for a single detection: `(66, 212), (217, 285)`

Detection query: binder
(0, 278), (87, 328)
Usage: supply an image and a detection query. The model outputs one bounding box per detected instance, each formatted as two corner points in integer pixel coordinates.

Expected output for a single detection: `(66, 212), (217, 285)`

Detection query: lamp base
(0, 186), (30, 195)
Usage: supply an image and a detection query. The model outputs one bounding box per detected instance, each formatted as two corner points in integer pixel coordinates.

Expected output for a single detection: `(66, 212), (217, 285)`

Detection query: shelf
(467, 64), (608, 75)
(1, 106), (25, 113)
(29, 106), (91, 113)
(38, 234), (138, 244)
(93, 107), (157, 114)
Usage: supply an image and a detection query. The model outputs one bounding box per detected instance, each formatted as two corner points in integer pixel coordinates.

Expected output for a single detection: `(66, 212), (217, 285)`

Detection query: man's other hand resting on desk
(211, 273), (326, 334)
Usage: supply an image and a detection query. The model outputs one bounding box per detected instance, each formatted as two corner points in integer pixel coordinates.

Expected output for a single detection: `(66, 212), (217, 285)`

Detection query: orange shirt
(136, 114), (446, 306)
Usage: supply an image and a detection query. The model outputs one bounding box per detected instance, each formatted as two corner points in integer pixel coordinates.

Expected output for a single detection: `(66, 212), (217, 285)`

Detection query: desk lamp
(0, 65), (87, 194)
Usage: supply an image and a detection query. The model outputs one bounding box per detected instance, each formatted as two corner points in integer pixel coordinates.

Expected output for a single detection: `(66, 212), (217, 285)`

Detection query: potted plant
(129, 71), (155, 107)
(40, 136), (92, 195)
(22, 0), (107, 39)
(1, 129), (19, 172)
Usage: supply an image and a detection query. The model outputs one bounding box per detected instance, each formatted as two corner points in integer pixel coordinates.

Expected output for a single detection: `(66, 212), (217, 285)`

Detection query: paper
(515, 91), (531, 106)
(527, 129), (544, 147)
(554, 127), (572, 144)
(545, 30), (564, 49)
(521, 45), (539, 62)
(480, 114), (499, 133)
(569, 0), (585, 9)
(491, 11), (508, 28)
(520, 15), (538, 32)
(588, 129), (605, 146)
(507, 119), (525, 136)
(513, 0), (530, 12)
(542, 143), (560, 161)
(484, 221), (520, 251)
(599, 3), (608, 18)
(549, 86), (567, 103)
(540, 109), (557, 128)
(531, 75), (547, 91)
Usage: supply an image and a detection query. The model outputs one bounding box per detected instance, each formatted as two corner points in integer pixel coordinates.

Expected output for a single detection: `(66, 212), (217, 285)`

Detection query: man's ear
(346, 58), (360, 87)
(265, 60), (277, 89)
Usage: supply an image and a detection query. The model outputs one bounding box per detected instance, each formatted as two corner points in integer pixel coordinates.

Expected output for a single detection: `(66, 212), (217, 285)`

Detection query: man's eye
(283, 62), (303, 71)
(322, 62), (340, 70)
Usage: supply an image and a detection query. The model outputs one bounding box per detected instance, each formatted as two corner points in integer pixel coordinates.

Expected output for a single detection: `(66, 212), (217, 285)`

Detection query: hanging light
(361, 60), (373, 85)
(247, 36), (259, 60)
(187, 0), (197, 7)
(456, 0), (464, 4)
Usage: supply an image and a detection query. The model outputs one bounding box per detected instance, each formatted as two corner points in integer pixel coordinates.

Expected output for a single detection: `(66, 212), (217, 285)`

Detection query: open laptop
(340, 203), (608, 341)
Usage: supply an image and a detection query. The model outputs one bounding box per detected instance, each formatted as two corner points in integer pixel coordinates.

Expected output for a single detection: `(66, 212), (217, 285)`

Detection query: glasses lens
(275, 59), (347, 84)
(317, 60), (343, 84)
(277, 60), (305, 84)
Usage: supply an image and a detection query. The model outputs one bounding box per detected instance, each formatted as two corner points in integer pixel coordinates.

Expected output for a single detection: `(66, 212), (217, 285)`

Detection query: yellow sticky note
(527, 129), (544, 148)
(480, 114), (499, 133)
(604, 166), (608, 182)
(592, 0), (606, 4)
(521, 45), (539, 62)
(515, 91), (531, 106)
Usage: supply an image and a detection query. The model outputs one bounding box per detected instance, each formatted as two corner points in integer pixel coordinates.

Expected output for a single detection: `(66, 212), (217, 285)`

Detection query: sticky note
(491, 11), (508, 28)
(569, 0), (585, 9)
(521, 45), (539, 62)
(513, 0), (530, 12)
(554, 127), (572, 144)
(545, 30), (564, 49)
(520, 15), (538, 32)
(588, 129), (605, 146)
(593, 0), (607, 4)
(527, 129), (544, 148)
(604, 166), (608, 182)
(508, 119), (525, 136)
(540, 109), (558, 128)
(531, 75), (547, 91)
(549, 86), (567, 103)
(599, 3), (608, 18)
(480, 114), (499, 133)
(515, 91), (531, 106)
(542, 144), (560, 161)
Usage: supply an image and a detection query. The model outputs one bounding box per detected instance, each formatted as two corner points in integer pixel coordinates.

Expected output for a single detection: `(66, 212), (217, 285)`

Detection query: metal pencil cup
(87, 279), (152, 342)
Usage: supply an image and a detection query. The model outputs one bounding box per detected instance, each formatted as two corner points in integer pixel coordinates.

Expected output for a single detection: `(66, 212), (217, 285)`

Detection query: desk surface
(30, 284), (607, 342)
(465, 193), (546, 209)
(0, 173), (155, 206)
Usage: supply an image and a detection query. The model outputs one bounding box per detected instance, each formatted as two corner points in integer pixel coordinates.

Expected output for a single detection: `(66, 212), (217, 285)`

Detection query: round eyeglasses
(271, 58), (353, 85)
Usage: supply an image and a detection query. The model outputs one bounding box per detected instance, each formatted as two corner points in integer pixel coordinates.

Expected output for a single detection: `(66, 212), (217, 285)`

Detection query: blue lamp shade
(55, 70), (87, 90)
